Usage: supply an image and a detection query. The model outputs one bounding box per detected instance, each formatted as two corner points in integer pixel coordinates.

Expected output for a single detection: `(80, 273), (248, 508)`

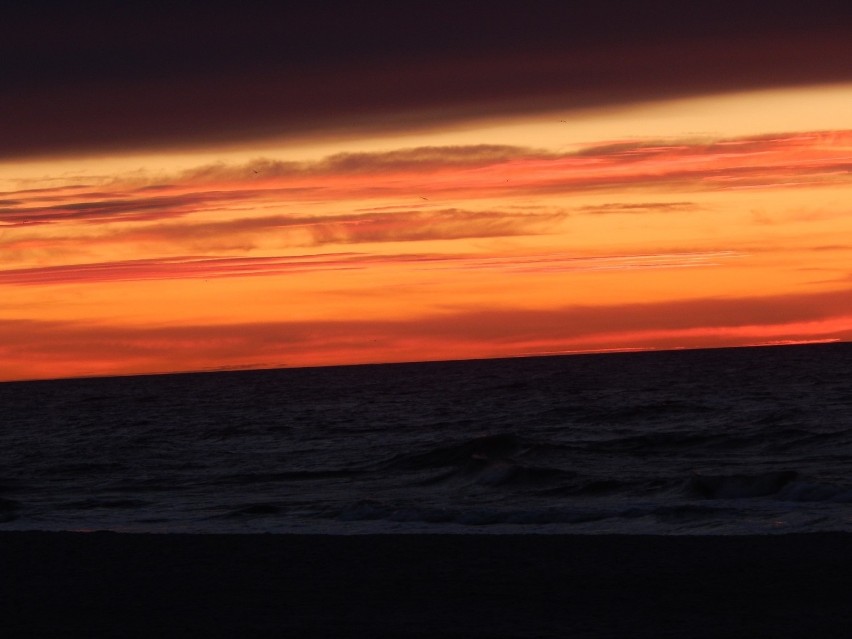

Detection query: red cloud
(3, 132), (850, 233)
(0, 248), (742, 286)
(3, 288), (851, 381)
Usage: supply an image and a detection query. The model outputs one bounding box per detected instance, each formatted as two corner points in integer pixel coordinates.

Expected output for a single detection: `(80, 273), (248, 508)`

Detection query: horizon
(2, 339), (847, 385)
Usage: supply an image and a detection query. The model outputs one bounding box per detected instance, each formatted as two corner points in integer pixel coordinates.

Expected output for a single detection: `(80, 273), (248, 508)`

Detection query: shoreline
(2, 531), (851, 637)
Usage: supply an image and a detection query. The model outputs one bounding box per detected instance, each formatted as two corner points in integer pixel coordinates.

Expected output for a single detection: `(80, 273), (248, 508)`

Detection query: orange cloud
(181, 145), (531, 181)
(0, 190), (262, 226)
(0, 206), (572, 267)
(2, 130), (848, 266)
(0, 249), (746, 286)
(170, 130), (852, 198)
(3, 131), (850, 232)
(2, 287), (852, 381)
(578, 202), (700, 214)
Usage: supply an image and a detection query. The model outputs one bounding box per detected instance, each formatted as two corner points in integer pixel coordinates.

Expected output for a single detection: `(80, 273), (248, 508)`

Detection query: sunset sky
(2, 2), (852, 381)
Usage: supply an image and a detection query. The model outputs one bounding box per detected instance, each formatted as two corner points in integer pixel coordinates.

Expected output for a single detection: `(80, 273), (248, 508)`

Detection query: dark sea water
(2, 343), (851, 535)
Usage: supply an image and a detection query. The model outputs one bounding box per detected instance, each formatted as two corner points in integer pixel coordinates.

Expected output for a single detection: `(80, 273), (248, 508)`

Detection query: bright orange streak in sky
(2, 86), (852, 381)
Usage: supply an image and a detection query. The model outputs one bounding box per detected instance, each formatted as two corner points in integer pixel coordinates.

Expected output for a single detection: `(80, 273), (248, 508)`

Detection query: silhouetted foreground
(2, 532), (851, 638)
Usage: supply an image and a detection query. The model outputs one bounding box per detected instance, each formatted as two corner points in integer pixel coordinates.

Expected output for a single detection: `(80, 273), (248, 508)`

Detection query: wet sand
(2, 532), (851, 638)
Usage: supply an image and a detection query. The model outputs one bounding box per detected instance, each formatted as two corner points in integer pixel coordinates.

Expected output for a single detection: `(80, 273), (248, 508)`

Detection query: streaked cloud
(3, 286), (851, 381)
(0, 249), (744, 286)
(0, 207), (572, 263)
(181, 145), (533, 181)
(577, 202), (700, 214)
(0, 190), (261, 226)
(0, 254), (367, 286)
(3, 131), (850, 233)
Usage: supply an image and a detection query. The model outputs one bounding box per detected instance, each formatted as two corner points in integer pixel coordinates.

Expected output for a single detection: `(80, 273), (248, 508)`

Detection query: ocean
(2, 342), (851, 535)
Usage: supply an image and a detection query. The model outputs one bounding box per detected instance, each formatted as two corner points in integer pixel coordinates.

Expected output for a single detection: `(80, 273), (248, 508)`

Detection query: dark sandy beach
(2, 532), (851, 638)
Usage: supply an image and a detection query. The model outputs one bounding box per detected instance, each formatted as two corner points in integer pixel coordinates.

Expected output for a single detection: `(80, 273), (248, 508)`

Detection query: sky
(2, 2), (852, 381)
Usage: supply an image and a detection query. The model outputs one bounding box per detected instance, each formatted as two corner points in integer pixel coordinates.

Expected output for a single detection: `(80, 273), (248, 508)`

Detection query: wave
(593, 399), (717, 422)
(578, 426), (847, 455)
(687, 471), (799, 499)
(221, 502), (283, 518)
(0, 497), (20, 522)
(335, 500), (748, 528)
(336, 500), (609, 526)
(686, 471), (852, 502)
(418, 460), (574, 488)
(383, 433), (579, 489)
(214, 469), (367, 484)
(61, 498), (153, 510)
(43, 461), (128, 475)
(386, 433), (534, 469)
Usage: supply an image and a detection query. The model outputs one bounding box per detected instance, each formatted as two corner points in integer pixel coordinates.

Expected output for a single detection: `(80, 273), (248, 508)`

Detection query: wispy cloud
(577, 201), (700, 214)
(181, 145), (533, 181)
(0, 190), (261, 226)
(440, 251), (744, 274)
(281, 208), (568, 246)
(519, 131), (852, 194)
(0, 254), (373, 285)
(4, 132), (850, 231)
(176, 130), (852, 197)
(0, 206), (572, 263)
(0, 249), (745, 286)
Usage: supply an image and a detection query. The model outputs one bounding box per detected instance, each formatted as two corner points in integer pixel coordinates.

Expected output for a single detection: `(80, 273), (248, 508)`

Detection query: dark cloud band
(2, 3), (851, 159)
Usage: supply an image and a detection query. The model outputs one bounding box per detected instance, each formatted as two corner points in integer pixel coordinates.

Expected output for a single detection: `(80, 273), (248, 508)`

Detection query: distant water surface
(2, 343), (851, 534)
